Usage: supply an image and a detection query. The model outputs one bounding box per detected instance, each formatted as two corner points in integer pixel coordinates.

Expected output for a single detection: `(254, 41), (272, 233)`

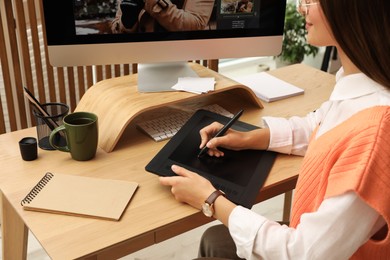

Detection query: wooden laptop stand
(75, 63), (262, 153)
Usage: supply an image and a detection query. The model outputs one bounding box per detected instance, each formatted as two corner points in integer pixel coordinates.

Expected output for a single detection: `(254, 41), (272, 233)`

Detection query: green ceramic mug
(49, 112), (98, 161)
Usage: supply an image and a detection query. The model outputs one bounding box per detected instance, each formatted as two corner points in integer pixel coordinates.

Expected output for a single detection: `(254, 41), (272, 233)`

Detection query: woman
(160, 0), (390, 259)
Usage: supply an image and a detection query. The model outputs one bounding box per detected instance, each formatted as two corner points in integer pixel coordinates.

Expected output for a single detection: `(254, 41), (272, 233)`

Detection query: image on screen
(73, 0), (260, 35)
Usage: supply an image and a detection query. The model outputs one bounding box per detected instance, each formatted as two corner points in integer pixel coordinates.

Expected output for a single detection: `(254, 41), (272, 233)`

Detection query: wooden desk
(0, 64), (334, 259)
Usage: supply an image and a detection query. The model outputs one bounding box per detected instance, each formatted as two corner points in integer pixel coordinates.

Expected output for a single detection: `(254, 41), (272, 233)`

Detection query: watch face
(202, 203), (213, 217)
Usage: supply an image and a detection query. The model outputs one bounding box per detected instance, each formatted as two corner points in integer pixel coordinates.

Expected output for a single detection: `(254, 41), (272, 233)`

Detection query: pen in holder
(33, 103), (69, 150)
(24, 87), (58, 130)
(23, 87), (69, 150)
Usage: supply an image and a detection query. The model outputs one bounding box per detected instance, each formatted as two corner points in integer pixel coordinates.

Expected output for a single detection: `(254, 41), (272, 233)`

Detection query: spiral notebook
(21, 172), (138, 221)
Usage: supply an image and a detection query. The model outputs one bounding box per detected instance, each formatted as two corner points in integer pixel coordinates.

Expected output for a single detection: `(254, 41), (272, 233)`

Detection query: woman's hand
(160, 165), (238, 225)
(159, 165), (216, 210)
(199, 122), (271, 157)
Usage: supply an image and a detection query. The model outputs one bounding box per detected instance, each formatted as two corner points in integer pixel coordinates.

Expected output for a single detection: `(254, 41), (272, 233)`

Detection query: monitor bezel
(42, 0), (286, 67)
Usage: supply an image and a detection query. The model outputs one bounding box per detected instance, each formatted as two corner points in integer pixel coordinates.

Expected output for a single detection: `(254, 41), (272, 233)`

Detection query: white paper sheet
(171, 77), (215, 94)
(233, 72), (304, 102)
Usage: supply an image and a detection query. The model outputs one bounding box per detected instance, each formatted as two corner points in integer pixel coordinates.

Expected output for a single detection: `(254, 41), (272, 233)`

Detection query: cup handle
(49, 125), (70, 152)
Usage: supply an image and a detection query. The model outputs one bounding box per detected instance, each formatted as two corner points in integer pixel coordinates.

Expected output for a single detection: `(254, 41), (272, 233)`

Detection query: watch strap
(205, 190), (225, 205)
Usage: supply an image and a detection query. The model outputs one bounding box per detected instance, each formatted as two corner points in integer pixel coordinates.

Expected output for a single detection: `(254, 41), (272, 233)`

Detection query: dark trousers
(193, 224), (244, 260)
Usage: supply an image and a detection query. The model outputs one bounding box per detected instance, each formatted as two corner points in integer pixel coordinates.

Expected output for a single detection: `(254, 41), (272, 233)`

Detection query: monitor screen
(42, 0), (286, 91)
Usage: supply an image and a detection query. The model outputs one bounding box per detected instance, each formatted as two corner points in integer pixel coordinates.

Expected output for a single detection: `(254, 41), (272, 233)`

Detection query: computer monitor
(42, 0), (286, 92)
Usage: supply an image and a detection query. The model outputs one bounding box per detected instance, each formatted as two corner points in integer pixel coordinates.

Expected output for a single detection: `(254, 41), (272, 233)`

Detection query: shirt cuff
(228, 206), (268, 258)
(263, 117), (293, 154)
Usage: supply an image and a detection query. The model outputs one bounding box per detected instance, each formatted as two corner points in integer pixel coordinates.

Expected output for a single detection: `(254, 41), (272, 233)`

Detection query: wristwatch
(202, 190), (225, 217)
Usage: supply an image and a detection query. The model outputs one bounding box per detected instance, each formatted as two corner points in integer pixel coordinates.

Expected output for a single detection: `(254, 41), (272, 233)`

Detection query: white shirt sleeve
(263, 101), (330, 156)
(228, 191), (384, 260)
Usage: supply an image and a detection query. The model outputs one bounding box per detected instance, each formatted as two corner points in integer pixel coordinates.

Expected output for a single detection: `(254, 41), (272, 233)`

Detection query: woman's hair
(319, 0), (390, 89)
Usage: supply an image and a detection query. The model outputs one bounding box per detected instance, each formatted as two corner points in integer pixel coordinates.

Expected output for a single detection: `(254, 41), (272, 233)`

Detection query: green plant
(276, 1), (319, 64)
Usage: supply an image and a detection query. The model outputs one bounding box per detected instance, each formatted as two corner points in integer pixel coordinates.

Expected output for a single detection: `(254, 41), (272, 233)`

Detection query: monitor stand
(75, 62), (263, 152)
(137, 62), (199, 92)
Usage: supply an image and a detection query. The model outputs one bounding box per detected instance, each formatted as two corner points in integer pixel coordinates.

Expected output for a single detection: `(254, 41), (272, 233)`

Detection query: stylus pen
(198, 109), (244, 158)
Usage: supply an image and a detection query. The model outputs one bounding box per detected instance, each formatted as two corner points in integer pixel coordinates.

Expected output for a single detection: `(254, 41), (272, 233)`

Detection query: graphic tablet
(145, 109), (276, 208)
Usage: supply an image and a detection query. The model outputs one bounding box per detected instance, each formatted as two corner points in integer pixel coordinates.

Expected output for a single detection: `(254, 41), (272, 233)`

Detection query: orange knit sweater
(290, 106), (390, 259)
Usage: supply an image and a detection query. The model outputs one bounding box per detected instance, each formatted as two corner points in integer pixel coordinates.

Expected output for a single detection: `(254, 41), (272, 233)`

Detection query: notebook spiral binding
(21, 172), (54, 206)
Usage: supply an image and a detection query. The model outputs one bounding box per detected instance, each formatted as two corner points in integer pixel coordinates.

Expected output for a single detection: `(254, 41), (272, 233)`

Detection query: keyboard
(136, 104), (234, 141)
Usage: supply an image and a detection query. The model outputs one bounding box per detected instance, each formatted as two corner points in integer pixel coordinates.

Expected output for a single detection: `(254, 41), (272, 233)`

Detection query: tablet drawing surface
(146, 109), (276, 208)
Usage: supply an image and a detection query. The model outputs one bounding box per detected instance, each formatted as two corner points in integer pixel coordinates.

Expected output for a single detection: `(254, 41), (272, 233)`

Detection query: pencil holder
(33, 103), (69, 150)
